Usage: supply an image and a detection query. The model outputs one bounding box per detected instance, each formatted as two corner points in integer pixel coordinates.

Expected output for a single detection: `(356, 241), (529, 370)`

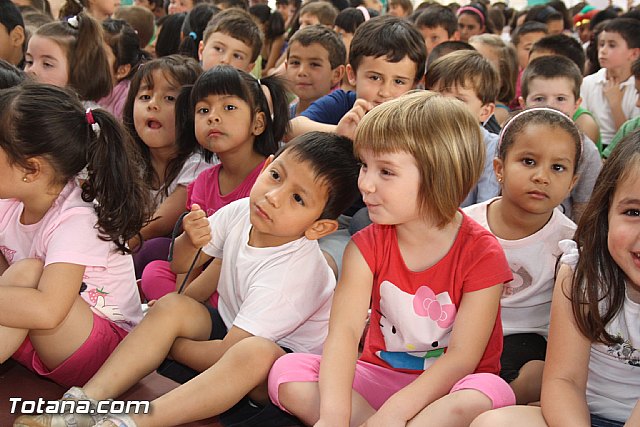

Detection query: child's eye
(165, 95), (176, 102)
(293, 193), (305, 205)
(623, 209), (640, 217)
(233, 53), (244, 60)
(269, 169), (280, 180)
(369, 75), (381, 81)
(289, 60), (300, 66)
(24, 60), (33, 66)
(224, 104), (237, 111)
(380, 169), (394, 176)
(138, 94), (151, 101)
(532, 97), (545, 103)
(197, 107), (209, 114)
(552, 164), (566, 172)
(557, 97), (567, 102)
(311, 62), (322, 68)
(522, 158), (535, 166)
(394, 79), (407, 85)
(43, 62), (54, 68)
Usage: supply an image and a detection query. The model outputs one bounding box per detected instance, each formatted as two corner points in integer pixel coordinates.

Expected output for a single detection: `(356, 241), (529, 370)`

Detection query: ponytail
(82, 108), (153, 253)
(257, 73), (289, 155)
(72, 13), (112, 100)
(178, 4), (219, 60)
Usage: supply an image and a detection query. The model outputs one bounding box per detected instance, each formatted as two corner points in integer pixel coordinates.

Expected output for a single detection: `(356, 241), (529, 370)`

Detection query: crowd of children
(1, 0), (640, 426)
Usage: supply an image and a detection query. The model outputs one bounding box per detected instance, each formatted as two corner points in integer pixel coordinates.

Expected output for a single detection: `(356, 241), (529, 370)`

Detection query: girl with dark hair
(0, 83), (152, 387)
(457, 2), (493, 42)
(140, 64), (290, 303)
(249, 4), (286, 75)
(177, 3), (219, 60)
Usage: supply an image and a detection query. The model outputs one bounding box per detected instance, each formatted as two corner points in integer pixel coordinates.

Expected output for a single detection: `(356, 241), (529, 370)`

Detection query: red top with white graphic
(352, 212), (513, 374)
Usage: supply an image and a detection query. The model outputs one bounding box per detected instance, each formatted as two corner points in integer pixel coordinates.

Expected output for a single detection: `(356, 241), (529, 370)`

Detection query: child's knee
(148, 292), (196, 317)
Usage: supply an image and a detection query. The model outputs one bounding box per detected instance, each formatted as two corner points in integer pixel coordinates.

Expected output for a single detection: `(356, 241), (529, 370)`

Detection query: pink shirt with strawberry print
(0, 181), (143, 331)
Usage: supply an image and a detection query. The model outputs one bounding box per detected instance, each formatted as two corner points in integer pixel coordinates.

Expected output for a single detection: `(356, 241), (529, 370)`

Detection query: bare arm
(263, 36), (285, 76)
(540, 264), (591, 427)
(182, 258), (222, 302)
(170, 204), (213, 273)
(315, 242), (373, 426)
(286, 116), (337, 141)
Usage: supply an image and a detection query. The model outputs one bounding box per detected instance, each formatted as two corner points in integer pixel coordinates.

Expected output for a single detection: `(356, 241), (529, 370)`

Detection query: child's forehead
(207, 31), (253, 50)
(600, 30), (628, 45)
(288, 41), (331, 59)
(528, 76), (575, 92)
(357, 54), (417, 75)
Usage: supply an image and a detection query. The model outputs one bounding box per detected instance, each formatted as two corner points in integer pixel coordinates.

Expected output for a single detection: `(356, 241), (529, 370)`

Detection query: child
(25, 13), (112, 105)
(0, 83), (151, 388)
(464, 108), (581, 405)
(176, 4), (218, 61)
(15, 131), (360, 427)
(387, 0), (412, 18)
(333, 7), (367, 91)
(511, 21), (547, 70)
(0, 0), (26, 68)
(285, 25), (346, 117)
(425, 49), (501, 208)
(99, 19), (151, 120)
(140, 65), (290, 303)
(249, 4), (286, 76)
(457, 2), (492, 43)
(269, 90), (515, 427)
(58, 0), (118, 21)
(471, 119), (640, 427)
(519, 55), (603, 223)
(468, 33), (518, 126)
(289, 15), (426, 139)
(605, 58), (640, 158)
(198, 8), (263, 73)
(580, 18), (640, 150)
(122, 55), (209, 276)
(414, 5), (460, 56)
(298, 1), (338, 28)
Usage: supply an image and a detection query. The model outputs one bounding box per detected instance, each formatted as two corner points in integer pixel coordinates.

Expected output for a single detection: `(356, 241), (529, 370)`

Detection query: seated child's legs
(409, 373), (516, 427)
(82, 293), (213, 400)
(132, 237), (172, 279)
(269, 354), (418, 424)
(500, 333), (547, 404)
(12, 301), (127, 388)
(470, 405), (546, 427)
(140, 259), (177, 301)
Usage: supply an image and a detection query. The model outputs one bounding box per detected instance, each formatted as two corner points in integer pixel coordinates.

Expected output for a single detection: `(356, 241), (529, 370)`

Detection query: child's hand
(183, 204), (211, 249)
(336, 99), (374, 140)
(604, 79), (624, 107)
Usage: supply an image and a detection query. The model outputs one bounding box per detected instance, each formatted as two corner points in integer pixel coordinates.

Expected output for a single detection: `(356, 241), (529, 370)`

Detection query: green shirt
(603, 116), (640, 158)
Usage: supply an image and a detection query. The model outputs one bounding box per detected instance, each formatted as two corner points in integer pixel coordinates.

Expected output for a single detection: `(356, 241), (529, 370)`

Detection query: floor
(0, 359), (222, 426)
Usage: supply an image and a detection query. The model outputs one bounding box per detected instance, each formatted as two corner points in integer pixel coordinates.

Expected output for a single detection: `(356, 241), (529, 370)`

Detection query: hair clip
(85, 108), (101, 138)
(188, 31), (197, 40)
(67, 15), (79, 29)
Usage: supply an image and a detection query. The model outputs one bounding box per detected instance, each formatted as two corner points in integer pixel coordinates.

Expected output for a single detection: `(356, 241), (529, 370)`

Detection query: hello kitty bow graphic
(413, 286), (456, 329)
(376, 281), (457, 370)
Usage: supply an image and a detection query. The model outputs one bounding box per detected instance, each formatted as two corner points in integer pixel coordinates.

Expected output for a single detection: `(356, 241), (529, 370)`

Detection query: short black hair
(415, 4), (458, 36)
(334, 7), (365, 33)
(0, 0), (25, 33)
(427, 40), (473, 65)
(510, 21), (547, 46)
(530, 33), (585, 74)
(603, 18), (640, 50)
(278, 132), (359, 220)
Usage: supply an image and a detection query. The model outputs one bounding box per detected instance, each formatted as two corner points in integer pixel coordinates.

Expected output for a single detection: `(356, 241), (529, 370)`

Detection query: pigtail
(175, 84), (207, 160)
(58, 0), (84, 19)
(178, 4), (219, 60)
(82, 109), (153, 253)
(255, 74), (290, 156)
(72, 13), (112, 101)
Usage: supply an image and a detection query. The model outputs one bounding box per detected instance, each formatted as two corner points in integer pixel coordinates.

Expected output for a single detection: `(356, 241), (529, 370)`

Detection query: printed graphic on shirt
(503, 264), (533, 297)
(376, 281), (456, 371)
(0, 246), (16, 264)
(85, 285), (125, 321)
(607, 335), (640, 367)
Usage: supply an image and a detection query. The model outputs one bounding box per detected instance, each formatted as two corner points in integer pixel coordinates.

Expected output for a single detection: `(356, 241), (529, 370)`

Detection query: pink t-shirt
(186, 160), (265, 215)
(352, 213), (512, 375)
(0, 181), (142, 331)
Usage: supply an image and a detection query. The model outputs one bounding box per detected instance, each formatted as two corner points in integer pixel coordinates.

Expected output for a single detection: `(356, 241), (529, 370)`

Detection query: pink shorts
(268, 353), (515, 411)
(12, 312), (128, 388)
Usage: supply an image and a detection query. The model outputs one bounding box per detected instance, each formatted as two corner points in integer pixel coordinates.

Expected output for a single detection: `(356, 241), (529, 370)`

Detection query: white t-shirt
(150, 153), (213, 208)
(561, 134), (602, 220)
(202, 198), (334, 354)
(464, 198), (576, 336)
(580, 68), (640, 147)
(0, 181), (142, 331)
(560, 240), (640, 423)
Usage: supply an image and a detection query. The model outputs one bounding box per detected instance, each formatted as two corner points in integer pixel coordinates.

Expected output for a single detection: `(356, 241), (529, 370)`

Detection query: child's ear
(451, 30), (460, 41)
(115, 64), (132, 81)
(518, 96), (525, 110)
(479, 101), (495, 123)
(21, 157), (44, 183)
(9, 26), (25, 48)
(198, 40), (204, 62)
(493, 157), (504, 184)
(346, 64), (357, 87)
(304, 218), (339, 240)
(252, 111), (266, 136)
(331, 65), (346, 86)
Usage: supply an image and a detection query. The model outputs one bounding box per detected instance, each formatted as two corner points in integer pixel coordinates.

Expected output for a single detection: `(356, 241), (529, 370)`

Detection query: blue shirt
(301, 90), (357, 125)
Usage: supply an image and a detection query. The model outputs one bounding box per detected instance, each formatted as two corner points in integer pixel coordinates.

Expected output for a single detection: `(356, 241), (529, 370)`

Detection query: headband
(457, 6), (485, 26)
(498, 107), (582, 155)
(356, 6), (371, 21)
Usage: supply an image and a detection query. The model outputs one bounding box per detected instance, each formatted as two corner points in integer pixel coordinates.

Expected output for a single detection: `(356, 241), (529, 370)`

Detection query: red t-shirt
(352, 213), (512, 375)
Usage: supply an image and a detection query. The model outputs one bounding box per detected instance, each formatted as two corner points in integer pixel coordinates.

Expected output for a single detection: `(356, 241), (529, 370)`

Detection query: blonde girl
(268, 91), (516, 427)
(471, 122), (640, 427)
(464, 108), (581, 405)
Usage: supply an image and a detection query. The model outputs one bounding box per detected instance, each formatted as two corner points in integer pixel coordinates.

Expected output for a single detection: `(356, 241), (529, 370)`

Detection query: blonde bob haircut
(354, 91), (484, 228)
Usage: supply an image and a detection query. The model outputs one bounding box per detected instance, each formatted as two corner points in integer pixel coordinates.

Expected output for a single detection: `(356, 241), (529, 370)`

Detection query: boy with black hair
(15, 131), (361, 427)
(510, 21), (547, 70)
(0, 0), (26, 68)
(199, 8), (263, 72)
(581, 17), (640, 149)
(286, 25), (346, 117)
(519, 55), (603, 223)
(414, 5), (459, 55)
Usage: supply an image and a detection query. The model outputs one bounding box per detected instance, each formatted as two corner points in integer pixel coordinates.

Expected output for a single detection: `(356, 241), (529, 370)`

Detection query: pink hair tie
(85, 108), (101, 138)
(457, 6), (485, 26)
(357, 6), (370, 21)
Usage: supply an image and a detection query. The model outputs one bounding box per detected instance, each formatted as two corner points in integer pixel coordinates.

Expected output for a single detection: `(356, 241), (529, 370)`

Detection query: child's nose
(532, 167), (550, 184)
(358, 170), (375, 193)
(265, 188), (281, 207)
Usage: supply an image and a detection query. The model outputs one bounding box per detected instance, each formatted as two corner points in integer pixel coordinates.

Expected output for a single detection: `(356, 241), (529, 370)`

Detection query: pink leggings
(141, 260), (218, 306)
(268, 353), (515, 412)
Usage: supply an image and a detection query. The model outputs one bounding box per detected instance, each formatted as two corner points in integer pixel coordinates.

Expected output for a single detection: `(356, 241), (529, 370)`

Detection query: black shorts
(499, 333), (547, 383)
